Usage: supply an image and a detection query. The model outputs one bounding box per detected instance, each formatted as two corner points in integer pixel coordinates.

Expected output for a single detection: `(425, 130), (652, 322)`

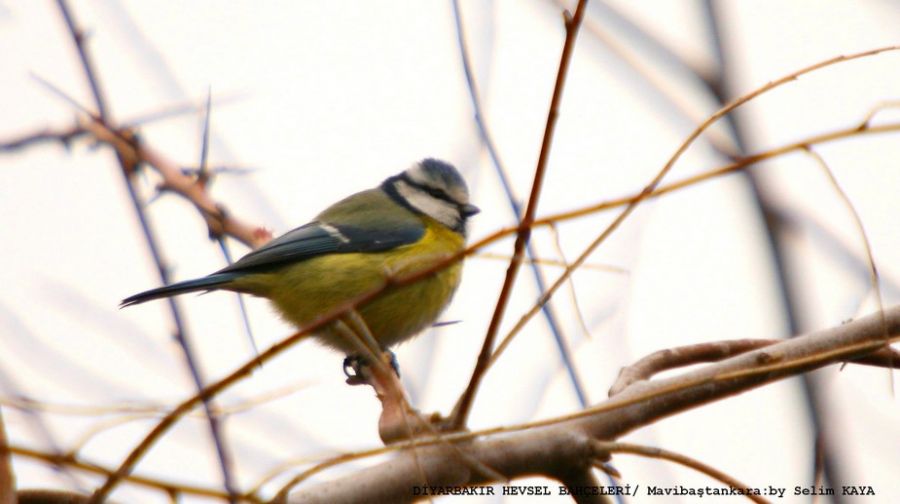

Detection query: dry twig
(451, 0), (591, 431)
(608, 339), (900, 396)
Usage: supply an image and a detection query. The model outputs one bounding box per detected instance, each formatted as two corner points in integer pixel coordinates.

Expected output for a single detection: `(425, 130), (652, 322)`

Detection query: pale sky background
(1, 1), (899, 502)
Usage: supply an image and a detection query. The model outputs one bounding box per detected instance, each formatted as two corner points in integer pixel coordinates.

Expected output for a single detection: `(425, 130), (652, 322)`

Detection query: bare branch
(608, 339), (900, 396)
(81, 118), (271, 248)
(0, 124), (87, 152)
(52, 0), (239, 499)
(595, 441), (769, 504)
(452, 0), (589, 410)
(10, 444), (248, 501)
(17, 490), (90, 503)
(556, 467), (610, 504)
(483, 46), (900, 375)
(283, 306), (899, 503)
(0, 408), (14, 504)
(803, 147), (889, 350)
(452, 0), (591, 430)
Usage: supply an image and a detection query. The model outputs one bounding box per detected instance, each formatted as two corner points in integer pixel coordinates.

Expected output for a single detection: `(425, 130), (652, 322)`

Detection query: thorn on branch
(181, 166), (254, 178)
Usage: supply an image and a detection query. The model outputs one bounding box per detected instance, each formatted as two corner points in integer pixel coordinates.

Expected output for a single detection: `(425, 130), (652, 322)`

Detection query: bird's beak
(461, 203), (480, 217)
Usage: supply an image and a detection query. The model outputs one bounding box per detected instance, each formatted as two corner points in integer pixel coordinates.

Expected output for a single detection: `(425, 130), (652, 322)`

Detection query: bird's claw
(343, 351), (400, 385)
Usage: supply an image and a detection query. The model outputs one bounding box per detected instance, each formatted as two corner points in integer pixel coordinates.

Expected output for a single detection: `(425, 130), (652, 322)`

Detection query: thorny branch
(52, 0), (240, 500)
(0, 41), (891, 499)
(3, 3), (898, 498)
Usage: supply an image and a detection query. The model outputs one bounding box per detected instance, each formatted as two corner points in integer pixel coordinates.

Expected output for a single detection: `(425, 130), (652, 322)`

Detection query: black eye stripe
(400, 174), (458, 205)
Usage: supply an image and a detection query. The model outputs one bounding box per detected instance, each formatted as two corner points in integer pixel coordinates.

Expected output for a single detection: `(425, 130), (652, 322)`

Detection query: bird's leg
(335, 313), (450, 441)
(342, 355), (367, 385)
(343, 349), (399, 385)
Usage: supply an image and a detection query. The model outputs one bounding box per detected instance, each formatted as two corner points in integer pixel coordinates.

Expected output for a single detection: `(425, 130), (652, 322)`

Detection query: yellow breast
(233, 217), (465, 354)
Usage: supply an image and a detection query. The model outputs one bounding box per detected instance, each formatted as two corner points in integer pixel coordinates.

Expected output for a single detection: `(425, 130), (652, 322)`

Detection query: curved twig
(608, 339), (900, 396)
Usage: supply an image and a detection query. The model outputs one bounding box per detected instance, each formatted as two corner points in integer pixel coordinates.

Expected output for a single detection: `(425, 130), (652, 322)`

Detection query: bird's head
(384, 158), (479, 235)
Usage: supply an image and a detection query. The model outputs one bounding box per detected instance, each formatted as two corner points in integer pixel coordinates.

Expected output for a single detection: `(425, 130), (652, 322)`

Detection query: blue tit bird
(122, 158), (479, 358)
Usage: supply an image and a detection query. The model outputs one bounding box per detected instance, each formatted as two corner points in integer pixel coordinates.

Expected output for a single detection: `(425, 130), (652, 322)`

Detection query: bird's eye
(425, 185), (452, 202)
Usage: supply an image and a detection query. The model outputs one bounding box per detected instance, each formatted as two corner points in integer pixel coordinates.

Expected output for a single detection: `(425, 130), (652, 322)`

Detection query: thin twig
(455, 1), (591, 412)
(275, 313), (503, 499)
(550, 0), (738, 158)
(451, 0), (589, 407)
(549, 223), (594, 341)
(700, 3), (843, 497)
(91, 46), (900, 499)
(451, 0), (592, 430)
(483, 46), (900, 374)
(52, 1), (238, 499)
(593, 440), (770, 504)
(0, 94), (242, 153)
(0, 123), (87, 152)
(9, 444), (251, 502)
(81, 117), (270, 248)
(587, 0), (713, 85)
(283, 306), (900, 502)
(475, 252), (627, 273)
(197, 87), (259, 356)
(9, 99), (899, 294)
(91, 260), (458, 499)
(90, 115), (900, 500)
(535, 120), (900, 228)
(803, 148), (888, 345)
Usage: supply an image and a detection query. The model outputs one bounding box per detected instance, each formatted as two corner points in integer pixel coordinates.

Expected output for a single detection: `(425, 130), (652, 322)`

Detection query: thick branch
(0, 409), (14, 504)
(287, 306), (899, 503)
(18, 490), (89, 503)
(556, 467), (609, 504)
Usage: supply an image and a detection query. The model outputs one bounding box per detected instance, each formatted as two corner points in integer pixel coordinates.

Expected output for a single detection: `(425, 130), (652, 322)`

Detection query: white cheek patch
(395, 180), (461, 229)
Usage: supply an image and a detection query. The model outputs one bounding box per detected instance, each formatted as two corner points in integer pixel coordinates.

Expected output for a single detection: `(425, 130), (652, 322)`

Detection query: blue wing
(220, 188), (425, 274)
(219, 219), (423, 274)
(121, 188), (424, 306)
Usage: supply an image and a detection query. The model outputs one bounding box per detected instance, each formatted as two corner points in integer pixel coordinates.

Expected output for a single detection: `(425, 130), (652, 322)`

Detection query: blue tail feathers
(120, 273), (239, 307)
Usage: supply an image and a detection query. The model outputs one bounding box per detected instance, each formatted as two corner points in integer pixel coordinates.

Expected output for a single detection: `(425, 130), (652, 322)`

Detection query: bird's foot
(343, 350), (399, 386)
